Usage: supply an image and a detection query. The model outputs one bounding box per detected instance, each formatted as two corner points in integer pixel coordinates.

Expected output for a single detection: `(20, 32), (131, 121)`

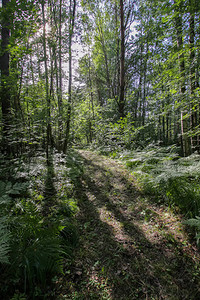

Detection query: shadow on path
(63, 151), (200, 300)
(42, 151), (57, 215)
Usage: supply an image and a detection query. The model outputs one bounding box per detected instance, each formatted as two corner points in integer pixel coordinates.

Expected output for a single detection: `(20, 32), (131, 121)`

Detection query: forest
(1, 0), (200, 299)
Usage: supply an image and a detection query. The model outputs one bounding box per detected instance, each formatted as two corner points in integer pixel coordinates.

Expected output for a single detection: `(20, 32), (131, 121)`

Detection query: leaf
(184, 218), (200, 229)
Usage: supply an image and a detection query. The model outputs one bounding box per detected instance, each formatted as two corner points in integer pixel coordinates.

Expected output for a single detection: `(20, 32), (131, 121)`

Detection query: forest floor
(56, 150), (200, 300)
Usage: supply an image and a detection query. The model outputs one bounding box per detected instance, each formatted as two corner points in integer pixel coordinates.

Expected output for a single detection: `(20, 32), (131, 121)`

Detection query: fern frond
(0, 217), (10, 264)
(184, 218), (200, 229)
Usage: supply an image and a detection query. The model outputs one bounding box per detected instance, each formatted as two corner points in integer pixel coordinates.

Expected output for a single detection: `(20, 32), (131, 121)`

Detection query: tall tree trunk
(174, 1), (191, 156)
(58, 0), (63, 151)
(97, 19), (113, 99)
(159, 114), (162, 142)
(142, 39), (148, 127)
(189, 0), (197, 151)
(138, 40), (143, 127)
(42, 1), (52, 162)
(197, 17), (200, 152)
(119, 0), (125, 119)
(0, 0), (11, 154)
(88, 55), (95, 143)
(63, 0), (76, 153)
(114, 2), (120, 99)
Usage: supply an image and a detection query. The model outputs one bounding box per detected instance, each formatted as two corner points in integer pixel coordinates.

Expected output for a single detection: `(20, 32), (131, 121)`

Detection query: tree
(119, 0), (125, 118)
(0, 0), (11, 154)
(41, 0), (53, 162)
(189, 0), (198, 151)
(63, 0), (76, 153)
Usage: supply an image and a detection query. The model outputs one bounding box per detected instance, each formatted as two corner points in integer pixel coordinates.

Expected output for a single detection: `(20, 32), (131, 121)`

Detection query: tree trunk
(63, 0), (76, 153)
(114, 2), (120, 99)
(58, 0), (63, 151)
(142, 40), (148, 127)
(0, 0), (11, 154)
(189, 1), (197, 151)
(174, 1), (191, 156)
(42, 1), (52, 162)
(119, 0), (125, 119)
(97, 19), (113, 99)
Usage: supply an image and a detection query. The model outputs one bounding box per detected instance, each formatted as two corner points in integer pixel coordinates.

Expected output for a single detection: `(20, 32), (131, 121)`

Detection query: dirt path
(58, 150), (200, 300)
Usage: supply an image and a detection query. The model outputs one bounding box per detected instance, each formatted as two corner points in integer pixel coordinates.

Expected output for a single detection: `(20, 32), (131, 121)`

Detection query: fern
(184, 216), (200, 228)
(184, 216), (200, 244)
(22, 232), (64, 289)
(0, 180), (29, 205)
(0, 217), (11, 264)
(123, 146), (200, 216)
(9, 199), (78, 292)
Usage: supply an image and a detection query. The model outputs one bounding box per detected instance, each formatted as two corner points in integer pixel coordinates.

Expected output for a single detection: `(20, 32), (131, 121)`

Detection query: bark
(0, 0), (11, 154)
(113, 2), (120, 99)
(197, 17), (200, 152)
(142, 40), (148, 127)
(166, 113), (169, 144)
(138, 40), (143, 126)
(159, 114), (162, 142)
(49, 47), (55, 103)
(58, 0), (63, 150)
(88, 56), (95, 142)
(189, 1), (198, 151)
(42, 1), (52, 162)
(97, 19), (112, 99)
(119, 0), (125, 119)
(88, 57), (95, 120)
(174, 1), (191, 156)
(63, 0), (76, 153)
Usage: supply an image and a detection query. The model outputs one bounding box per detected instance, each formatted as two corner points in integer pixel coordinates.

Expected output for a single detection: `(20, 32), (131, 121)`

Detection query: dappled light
(56, 150), (200, 299)
(1, 0), (200, 298)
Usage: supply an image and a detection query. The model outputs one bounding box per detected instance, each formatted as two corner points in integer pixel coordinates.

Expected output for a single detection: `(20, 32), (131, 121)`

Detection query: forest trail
(58, 150), (200, 300)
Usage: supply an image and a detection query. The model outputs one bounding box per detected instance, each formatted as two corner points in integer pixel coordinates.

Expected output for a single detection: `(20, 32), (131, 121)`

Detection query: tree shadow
(42, 151), (57, 215)
(66, 151), (200, 300)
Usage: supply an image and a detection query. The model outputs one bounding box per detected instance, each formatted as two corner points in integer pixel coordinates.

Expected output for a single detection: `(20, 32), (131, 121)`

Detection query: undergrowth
(0, 149), (83, 299)
(98, 144), (200, 244)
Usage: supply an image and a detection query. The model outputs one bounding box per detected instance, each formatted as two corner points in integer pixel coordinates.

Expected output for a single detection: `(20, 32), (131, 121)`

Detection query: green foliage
(9, 201), (62, 287)
(0, 180), (28, 202)
(5, 197), (79, 297)
(14, 225), (63, 289)
(122, 145), (200, 216)
(10, 293), (27, 300)
(65, 150), (84, 181)
(184, 217), (200, 244)
(0, 150), (80, 299)
(0, 217), (11, 264)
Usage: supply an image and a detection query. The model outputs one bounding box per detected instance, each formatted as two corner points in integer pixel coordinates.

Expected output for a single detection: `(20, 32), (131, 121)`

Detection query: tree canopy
(1, 0), (200, 298)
